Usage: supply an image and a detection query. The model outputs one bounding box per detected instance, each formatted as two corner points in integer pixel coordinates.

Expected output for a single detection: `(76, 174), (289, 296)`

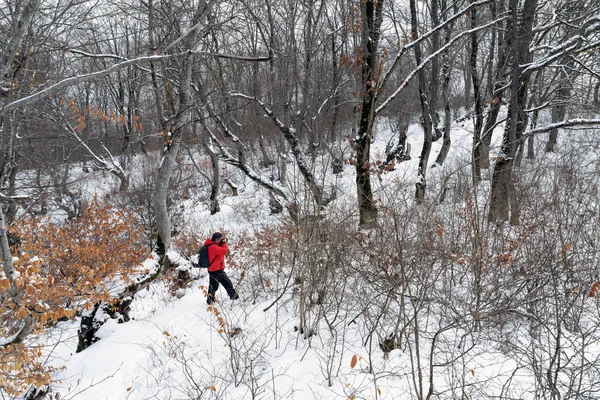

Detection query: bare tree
(489, 0), (600, 224)
(0, 0), (40, 347)
(409, 0), (435, 204)
(354, 0), (384, 228)
(488, 0), (538, 225)
(150, 0), (205, 257)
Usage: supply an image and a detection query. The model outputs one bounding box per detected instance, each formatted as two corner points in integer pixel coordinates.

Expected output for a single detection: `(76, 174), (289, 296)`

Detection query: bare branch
(204, 125), (288, 200)
(377, 17), (507, 114)
(523, 37), (600, 74)
(162, 0), (220, 53)
(524, 118), (600, 137)
(0, 192), (29, 203)
(1, 51), (271, 114)
(50, 108), (126, 180)
(231, 93), (332, 207)
(379, 0), (494, 91)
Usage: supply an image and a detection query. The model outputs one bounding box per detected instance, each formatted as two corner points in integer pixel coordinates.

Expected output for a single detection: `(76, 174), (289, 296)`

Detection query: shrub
(0, 197), (146, 396)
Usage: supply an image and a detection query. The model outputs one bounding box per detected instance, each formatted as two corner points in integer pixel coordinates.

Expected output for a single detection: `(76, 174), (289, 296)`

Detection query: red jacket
(205, 238), (229, 272)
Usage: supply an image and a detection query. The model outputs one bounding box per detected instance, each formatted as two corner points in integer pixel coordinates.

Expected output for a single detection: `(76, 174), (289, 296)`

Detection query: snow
(8, 112), (600, 399)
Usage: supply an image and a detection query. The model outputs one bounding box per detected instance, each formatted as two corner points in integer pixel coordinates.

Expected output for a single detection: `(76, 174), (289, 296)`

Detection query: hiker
(205, 232), (239, 305)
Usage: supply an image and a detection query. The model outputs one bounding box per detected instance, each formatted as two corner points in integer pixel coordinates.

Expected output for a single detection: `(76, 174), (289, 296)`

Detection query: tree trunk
(524, 70), (543, 160)
(470, 1), (484, 186)
(153, 52), (193, 254)
(279, 139), (287, 185)
(463, 57), (472, 112)
(428, 0), (441, 125)
(0, 119), (20, 223)
(527, 109), (538, 159)
(480, 0), (509, 169)
(434, 0), (454, 167)
(489, 0), (538, 225)
(151, 1), (210, 255)
(546, 86), (569, 153)
(355, 0), (383, 228)
(205, 141), (221, 215)
(6, 152), (18, 223)
(0, 0), (39, 225)
(0, 0), (39, 80)
(410, 0), (433, 204)
(0, 208), (18, 302)
(251, 56), (272, 168)
(329, 31), (340, 143)
(0, 207), (35, 345)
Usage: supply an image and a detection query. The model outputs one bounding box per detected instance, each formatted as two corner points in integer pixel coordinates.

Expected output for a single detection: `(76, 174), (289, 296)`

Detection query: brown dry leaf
(0, 279), (10, 291)
(350, 355), (358, 369)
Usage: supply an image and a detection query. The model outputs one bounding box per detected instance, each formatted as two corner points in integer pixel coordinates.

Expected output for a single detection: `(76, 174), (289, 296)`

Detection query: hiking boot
(207, 294), (215, 305)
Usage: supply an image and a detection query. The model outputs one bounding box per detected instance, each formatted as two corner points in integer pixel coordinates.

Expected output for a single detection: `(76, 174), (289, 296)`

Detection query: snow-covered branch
(204, 125), (288, 200)
(377, 17), (507, 115)
(212, 113), (244, 145)
(67, 48), (130, 62)
(523, 37), (600, 74)
(48, 108), (127, 185)
(162, 0), (220, 52)
(0, 192), (29, 202)
(379, 0), (494, 90)
(315, 79), (349, 118)
(524, 119), (600, 137)
(231, 93), (333, 207)
(1, 51), (271, 114)
(569, 55), (600, 80)
(1, 52), (186, 113)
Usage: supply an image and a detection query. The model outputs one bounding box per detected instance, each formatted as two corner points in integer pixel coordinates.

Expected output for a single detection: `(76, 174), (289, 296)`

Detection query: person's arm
(213, 242), (228, 256)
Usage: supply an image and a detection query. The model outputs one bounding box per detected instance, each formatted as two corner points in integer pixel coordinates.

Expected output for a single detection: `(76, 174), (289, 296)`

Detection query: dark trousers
(207, 270), (238, 303)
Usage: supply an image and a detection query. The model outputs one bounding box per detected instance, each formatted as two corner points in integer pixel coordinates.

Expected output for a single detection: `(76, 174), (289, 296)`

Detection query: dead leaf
(0, 278), (10, 291)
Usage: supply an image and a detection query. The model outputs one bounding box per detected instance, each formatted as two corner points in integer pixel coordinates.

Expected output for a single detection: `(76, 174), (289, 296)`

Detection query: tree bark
(546, 83), (569, 153)
(479, 0), (510, 169)
(0, 207), (35, 345)
(410, 0), (434, 204)
(206, 142), (221, 215)
(434, 0), (454, 167)
(0, 0), (40, 346)
(524, 70), (543, 160)
(355, 0), (383, 228)
(527, 109), (538, 159)
(428, 0), (441, 125)
(0, 0), (39, 81)
(193, 116), (221, 215)
(470, 1), (484, 186)
(153, 53), (192, 253)
(329, 30), (341, 143)
(489, 0), (538, 225)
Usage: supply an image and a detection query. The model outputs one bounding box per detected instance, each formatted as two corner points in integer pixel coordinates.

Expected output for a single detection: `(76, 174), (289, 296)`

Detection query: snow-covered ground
(16, 114), (600, 400)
